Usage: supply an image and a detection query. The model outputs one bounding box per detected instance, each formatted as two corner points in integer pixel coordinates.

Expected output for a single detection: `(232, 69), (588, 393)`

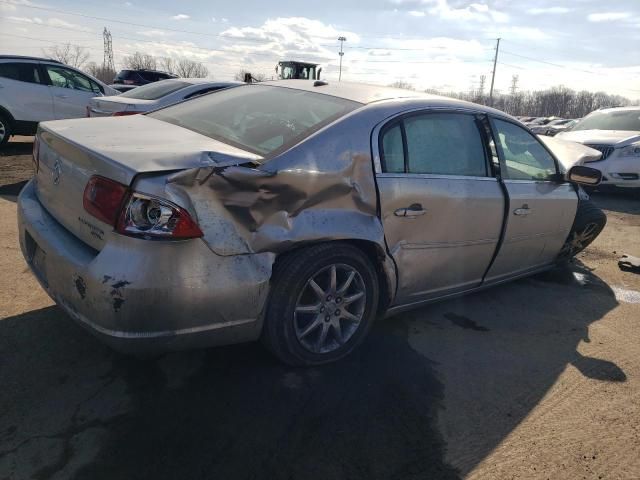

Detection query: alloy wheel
(293, 263), (367, 354)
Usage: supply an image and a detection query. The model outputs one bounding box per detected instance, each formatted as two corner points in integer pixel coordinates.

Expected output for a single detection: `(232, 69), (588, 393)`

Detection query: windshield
(148, 85), (362, 156)
(119, 79), (190, 100)
(571, 109), (640, 132)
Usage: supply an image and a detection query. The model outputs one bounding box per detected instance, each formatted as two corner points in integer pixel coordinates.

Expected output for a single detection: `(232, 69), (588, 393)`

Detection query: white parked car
(87, 79), (241, 117)
(556, 107), (640, 188)
(0, 55), (118, 146)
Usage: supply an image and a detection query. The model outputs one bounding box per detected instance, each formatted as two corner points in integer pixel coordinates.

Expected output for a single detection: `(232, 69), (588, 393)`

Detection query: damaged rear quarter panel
(164, 111), (387, 256)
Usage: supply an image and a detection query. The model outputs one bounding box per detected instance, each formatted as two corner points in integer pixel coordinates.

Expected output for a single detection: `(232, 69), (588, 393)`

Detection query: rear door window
(0, 62), (42, 84)
(380, 112), (488, 177)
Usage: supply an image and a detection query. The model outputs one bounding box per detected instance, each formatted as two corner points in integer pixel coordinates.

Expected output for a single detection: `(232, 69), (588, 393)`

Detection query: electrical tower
(103, 27), (115, 72)
(478, 74), (486, 97)
(509, 74), (519, 95)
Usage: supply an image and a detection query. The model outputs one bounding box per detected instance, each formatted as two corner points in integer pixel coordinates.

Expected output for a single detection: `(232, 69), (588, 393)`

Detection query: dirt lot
(1, 136), (639, 480)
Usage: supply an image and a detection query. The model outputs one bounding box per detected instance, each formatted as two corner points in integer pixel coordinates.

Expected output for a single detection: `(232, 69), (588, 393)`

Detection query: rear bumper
(17, 179), (274, 353)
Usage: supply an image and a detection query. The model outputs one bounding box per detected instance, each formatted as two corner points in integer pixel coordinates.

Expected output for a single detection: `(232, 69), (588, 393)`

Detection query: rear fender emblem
(52, 159), (61, 185)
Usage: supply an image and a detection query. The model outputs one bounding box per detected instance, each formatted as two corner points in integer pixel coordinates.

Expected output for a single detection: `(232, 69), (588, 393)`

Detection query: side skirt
(384, 263), (554, 318)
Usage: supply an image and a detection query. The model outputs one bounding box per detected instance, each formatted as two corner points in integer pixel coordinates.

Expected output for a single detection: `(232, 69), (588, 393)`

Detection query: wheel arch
(272, 239), (396, 316)
(0, 105), (15, 125)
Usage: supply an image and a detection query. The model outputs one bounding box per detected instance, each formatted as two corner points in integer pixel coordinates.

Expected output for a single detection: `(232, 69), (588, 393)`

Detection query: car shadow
(0, 262), (620, 480)
(0, 138), (33, 156)
(0, 180), (27, 203)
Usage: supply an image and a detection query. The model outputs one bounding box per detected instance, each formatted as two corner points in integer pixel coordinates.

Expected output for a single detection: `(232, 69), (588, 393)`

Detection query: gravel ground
(1, 136), (639, 480)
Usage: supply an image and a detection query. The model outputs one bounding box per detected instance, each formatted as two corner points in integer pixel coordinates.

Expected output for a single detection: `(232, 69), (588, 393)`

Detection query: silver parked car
(87, 79), (241, 117)
(556, 107), (640, 189)
(18, 81), (606, 365)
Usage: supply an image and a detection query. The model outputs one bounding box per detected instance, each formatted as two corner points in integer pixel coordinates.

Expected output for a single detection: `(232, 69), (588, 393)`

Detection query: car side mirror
(567, 165), (602, 186)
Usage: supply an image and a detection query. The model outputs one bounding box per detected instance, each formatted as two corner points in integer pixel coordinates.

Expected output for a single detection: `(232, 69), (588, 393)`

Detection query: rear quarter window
(0, 62), (42, 84)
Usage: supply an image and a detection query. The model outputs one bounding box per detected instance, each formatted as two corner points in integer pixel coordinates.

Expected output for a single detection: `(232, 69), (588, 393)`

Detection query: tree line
(42, 45), (209, 84)
(391, 80), (635, 119)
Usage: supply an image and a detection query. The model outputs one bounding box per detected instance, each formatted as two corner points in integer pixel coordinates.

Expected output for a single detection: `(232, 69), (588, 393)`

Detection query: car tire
(557, 199), (606, 262)
(262, 242), (379, 366)
(0, 112), (11, 148)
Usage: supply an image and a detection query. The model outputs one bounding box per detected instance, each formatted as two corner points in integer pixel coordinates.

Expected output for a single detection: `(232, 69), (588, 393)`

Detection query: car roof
(178, 79), (243, 86)
(119, 68), (176, 74)
(596, 106), (640, 113)
(0, 55), (62, 63)
(259, 80), (510, 116)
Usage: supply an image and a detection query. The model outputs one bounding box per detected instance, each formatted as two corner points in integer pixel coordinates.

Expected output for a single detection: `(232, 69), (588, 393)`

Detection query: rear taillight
(112, 111), (139, 117)
(116, 193), (203, 239)
(83, 176), (128, 225)
(32, 136), (40, 173)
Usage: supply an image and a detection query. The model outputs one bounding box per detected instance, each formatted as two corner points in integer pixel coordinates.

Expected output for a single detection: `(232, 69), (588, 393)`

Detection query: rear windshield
(148, 85), (362, 156)
(119, 79), (190, 100)
(572, 110), (640, 132)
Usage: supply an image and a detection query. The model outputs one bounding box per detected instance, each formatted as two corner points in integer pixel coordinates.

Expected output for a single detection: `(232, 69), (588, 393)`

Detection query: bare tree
(159, 57), (175, 75)
(122, 52), (157, 70)
(85, 62), (116, 84)
(42, 44), (90, 68)
(432, 85), (634, 118)
(175, 57), (208, 78)
(389, 80), (415, 90)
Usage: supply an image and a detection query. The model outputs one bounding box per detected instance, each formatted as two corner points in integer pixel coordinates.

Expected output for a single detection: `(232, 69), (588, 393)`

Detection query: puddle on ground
(444, 312), (489, 332)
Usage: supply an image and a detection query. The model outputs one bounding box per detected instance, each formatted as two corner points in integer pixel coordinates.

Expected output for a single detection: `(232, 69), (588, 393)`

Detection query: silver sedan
(86, 78), (241, 117)
(18, 81), (606, 365)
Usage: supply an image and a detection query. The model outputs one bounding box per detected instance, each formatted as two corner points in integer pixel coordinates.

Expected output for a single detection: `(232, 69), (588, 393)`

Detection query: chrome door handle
(514, 204), (531, 216)
(55, 94), (68, 99)
(394, 203), (426, 217)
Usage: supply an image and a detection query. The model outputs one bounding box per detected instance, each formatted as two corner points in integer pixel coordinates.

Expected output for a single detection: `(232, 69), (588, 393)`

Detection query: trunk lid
(88, 96), (156, 116)
(34, 116), (261, 251)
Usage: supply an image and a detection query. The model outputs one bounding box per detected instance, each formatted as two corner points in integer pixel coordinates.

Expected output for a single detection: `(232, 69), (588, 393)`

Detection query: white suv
(556, 106), (640, 189)
(0, 55), (118, 146)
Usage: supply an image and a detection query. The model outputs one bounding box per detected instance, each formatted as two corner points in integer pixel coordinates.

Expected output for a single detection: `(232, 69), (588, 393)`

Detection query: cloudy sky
(1, 0), (639, 99)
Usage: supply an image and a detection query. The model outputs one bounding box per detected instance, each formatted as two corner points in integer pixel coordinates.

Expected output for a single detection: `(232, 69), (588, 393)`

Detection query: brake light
(116, 193), (203, 239)
(112, 111), (139, 117)
(83, 176), (128, 225)
(32, 136), (40, 173)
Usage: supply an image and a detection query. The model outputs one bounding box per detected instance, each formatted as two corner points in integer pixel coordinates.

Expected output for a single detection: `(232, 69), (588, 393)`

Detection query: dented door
(375, 111), (505, 306)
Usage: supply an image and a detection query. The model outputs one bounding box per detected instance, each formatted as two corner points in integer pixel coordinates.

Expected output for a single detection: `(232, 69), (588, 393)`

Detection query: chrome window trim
(377, 173), (498, 181)
(502, 179), (555, 184)
(371, 105), (501, 175)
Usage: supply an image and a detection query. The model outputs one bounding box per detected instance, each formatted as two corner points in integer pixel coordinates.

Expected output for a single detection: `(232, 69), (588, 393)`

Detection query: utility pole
(338, 36), (346, 81)
(103, 27), (115, 72)
(488, 37), (500, 106)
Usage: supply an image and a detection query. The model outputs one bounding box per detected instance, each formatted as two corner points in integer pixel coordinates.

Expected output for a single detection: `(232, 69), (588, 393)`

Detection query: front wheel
(558, 199), (606, 262)
(0, 113), (11, 148)
(262, 243), (379, 366)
